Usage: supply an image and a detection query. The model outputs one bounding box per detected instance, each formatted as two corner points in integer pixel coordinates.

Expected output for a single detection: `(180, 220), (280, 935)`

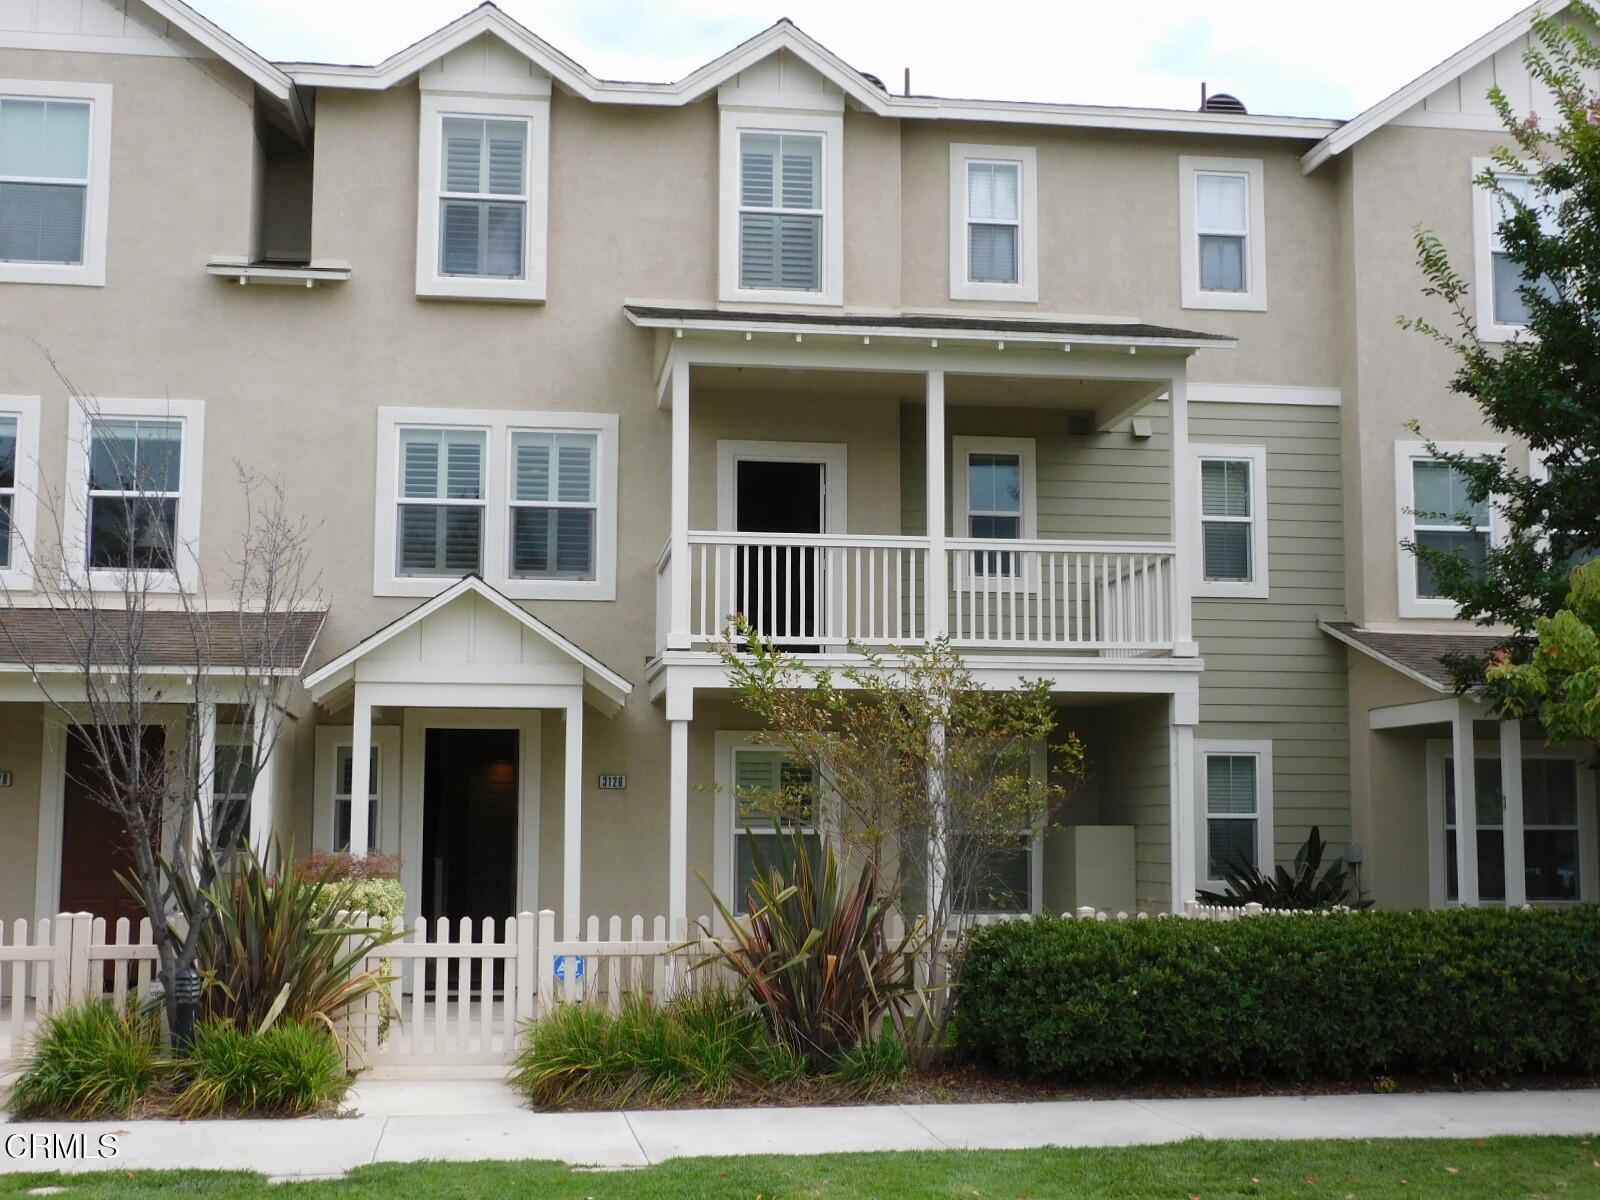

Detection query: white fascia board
(1301, 0), (1566, 174)
(141, 0), (294, 103)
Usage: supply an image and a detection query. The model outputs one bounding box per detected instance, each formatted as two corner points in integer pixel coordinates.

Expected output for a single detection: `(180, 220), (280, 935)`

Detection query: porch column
(1500, 719), (1527, 906)
(1168, 374), (1196, 656)
(924, 370), (948, 640)
(669, 355), (692, 649)
(563, 699), (584, 922)
(348, 690), (372, 858)
(667, 688), (691, 930)
(1169, 690), (1199, 913)
(248, 696), (277, 860)
(1451, 700), (1478, 906)
(194, 700), (217, 859)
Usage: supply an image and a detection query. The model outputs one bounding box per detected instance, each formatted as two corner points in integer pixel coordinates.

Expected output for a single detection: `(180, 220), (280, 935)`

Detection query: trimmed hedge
(952, 907), (1600, 1082)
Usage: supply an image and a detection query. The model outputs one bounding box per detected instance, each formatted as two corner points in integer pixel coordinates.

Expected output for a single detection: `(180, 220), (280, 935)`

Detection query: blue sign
(553, 954), (585, 982)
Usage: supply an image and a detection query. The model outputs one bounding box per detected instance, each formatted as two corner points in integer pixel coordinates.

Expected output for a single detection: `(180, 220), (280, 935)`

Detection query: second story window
(439, 117), (528, 279)
(0, 81), (110, 286)
(87, 418), (181, 571)
(510, 431), (597, 581)
(738, 132), (822, 292)
(1192, 445), (1268, 598)
(1178, 156), (1266, 311)
(1473, 160), (1560, 338)
(396, 428), (485, 577)
(952, 436), (1036, 581)
(719, 110), (842, 305)
(949, 144), (1038, 302)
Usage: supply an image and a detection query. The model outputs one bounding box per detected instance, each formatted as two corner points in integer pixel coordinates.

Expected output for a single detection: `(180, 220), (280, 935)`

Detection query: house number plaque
(597, 774), (627, 790)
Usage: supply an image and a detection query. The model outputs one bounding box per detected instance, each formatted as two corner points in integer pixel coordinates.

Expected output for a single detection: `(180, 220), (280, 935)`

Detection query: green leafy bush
(830, 1027), (910, 1097)
(1195, 826), (1370, 909)
(174, 1016), (349, 1117)
(511, 989), (803, 1109)
(6, 1000), (162, 1119)
(954, 907), (1600, 1083)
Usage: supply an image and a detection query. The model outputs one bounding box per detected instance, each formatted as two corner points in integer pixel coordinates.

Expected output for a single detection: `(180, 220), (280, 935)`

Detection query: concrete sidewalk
(2, 1080), (1596, 1178)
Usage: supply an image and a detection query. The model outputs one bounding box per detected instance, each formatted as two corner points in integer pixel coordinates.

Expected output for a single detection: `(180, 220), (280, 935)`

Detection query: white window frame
(1188, 443), (1268, 599)
(0, 395), (40, 590)
(950, 436), (1037, 592)
(415, 92), (549, 303)
(0, 80), (111, 287)
(1194, 738), (1274, 890)
(1394, 440), (1505, 619)
(313, 725), (401, 856)
(1424, 740), (1598, 908)
(1178, 156), (1267, 312)
(374, 407), (618, 600)
(713, 731), (836, 916)
(718, 108), (843, 306)
(63, 398), (205, 593)
(1471, 156), (1553, 344)
(948, 143), (1038, 303)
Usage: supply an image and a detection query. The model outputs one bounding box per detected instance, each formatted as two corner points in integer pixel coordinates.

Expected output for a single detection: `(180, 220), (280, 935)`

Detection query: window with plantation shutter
(1195, 741), (1273, 887)
(438, 116), (528, 279)
(730, 747), (821, 915)
(396, 427), (485, 576)
(950, 144), (1037, 301)
(1191, 445), (1267, 598)
(738, 132), (822, 292)
(510, 430), (597, 580)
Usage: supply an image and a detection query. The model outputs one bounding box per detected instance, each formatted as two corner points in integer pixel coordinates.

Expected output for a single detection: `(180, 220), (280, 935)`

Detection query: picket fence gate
(2, 902), (1307, 1078)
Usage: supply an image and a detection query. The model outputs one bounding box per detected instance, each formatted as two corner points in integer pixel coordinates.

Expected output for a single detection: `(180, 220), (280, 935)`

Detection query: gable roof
(302, 575), (633, 713)
(278, 3), (1336, 140)
(138, 0), (297, 106)
(1301, 0), (1568, 173)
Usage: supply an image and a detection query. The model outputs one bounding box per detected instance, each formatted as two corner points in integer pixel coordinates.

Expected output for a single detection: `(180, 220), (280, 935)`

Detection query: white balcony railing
(665, 532), (1178, 654)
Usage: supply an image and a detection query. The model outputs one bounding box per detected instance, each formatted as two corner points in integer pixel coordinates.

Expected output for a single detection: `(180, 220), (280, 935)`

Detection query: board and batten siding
(1190, 401), (1351, 867)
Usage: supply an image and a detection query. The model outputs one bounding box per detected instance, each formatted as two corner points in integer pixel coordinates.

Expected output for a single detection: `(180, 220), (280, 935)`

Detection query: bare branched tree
(0, 359), (324, 1029)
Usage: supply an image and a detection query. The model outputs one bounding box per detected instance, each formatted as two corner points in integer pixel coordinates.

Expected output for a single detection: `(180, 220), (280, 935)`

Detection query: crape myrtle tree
(717, 625), (1085, 993)
(0, 364), (323, 1031)
(1400, 1), (1600, 692)
(1490, 556), (1600, 756)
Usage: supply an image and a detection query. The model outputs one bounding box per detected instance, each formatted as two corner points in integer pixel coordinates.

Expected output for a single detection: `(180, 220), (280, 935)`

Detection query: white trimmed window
(0, 395), (39, 589)
(719, 109), (843, 305)
(313, 726), (401, 856)
(1395, 441), (1503, 618)
(1195, 739), (1274, 887)
(334, 744), (379, 853)
(1178, 156), (1267, 311)
(1190, 445), (1268, 598)
(64, 399), (204, 592)
(415, 92), (549, 302)
(0, 81), (111, 286)
(375, 408), (618, 600)
(714, 732), (829, 915)
(949, 144), (1038, 302)
(212, 734), (255, 849)
(1472, 157), (1559, 341)
(951, 436), (1036, 583)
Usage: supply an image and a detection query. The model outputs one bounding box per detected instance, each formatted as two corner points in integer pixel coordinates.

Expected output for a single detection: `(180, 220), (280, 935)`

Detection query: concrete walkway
(2, 1081), (1596, 1178)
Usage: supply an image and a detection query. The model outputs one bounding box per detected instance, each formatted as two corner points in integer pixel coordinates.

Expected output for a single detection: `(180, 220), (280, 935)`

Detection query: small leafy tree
(1401, 2), (1600, 689)
(1488, 557), (1600, 757)
(714, 625), (1085, 1051)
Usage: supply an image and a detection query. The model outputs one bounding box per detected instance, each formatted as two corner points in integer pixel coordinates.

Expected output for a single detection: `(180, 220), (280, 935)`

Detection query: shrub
(830, 1026), (910, 1097)
(7, 1000), (162, 1119)
(297, 849), (404, 884)
(174, 1016), (349, 1117)
(695, 830), (931, 1065)
(953, 907), (1600, 1083)
(1195, 826), (1371, 909)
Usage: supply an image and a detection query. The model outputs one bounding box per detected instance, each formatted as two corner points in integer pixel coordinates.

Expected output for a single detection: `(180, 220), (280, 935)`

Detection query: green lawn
(1, 1138), (1596, 1199)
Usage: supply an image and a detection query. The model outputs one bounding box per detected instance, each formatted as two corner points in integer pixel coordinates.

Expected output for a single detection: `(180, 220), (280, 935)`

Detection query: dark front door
(60, 725), (164, 926)
(735, 458), (825, 644)
(421, 727), (519, 925)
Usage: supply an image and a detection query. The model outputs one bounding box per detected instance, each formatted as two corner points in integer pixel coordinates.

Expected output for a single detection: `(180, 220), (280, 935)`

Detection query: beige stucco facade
(1, 0), (1595, 926)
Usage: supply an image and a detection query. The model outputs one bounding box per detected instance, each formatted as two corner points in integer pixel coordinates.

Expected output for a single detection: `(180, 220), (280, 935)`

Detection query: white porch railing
(669, 531), (1177, 653)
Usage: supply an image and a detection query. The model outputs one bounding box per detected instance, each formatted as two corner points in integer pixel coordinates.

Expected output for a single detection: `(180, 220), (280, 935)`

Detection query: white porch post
(348, 690), (372, 858)
(194, 700), (217, 859)
(248, 696), (277, 859)
(669, 355), (692, 650)
(1451, 700), (1478, 906)
(1168, 374), (1197, 656)
(1500, 719), (1526, 906)
(667, 688), (692, 929)
(1169, 690), (1199, 913)
(925, 370), (947, 640)
(563, 699), (584, 923)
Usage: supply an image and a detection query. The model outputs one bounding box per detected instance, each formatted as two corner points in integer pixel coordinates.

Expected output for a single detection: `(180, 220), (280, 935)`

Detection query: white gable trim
(1301, 0), (1567, 174)
(303, 575), (633, 712)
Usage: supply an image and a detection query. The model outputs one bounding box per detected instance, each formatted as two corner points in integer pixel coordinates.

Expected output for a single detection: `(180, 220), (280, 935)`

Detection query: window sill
(1181, 289), (1266, 312)
(950, 281), (1038, 304)
(63, 568), (191, 594)
(1196, 580), (1269, 600)
(207, 258), (352, 287)
(718, 285), (841, 307)
(376, 574), (614, 601)
(416, 275), (545, 304)
(0, 261), (103, 287)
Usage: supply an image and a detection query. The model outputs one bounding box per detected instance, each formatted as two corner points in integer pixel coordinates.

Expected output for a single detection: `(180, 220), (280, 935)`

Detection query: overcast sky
(192, 0), (1533, 120)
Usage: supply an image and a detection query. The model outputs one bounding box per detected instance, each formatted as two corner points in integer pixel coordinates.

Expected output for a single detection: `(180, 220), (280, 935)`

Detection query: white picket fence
(2, 903), (1303, 1078)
